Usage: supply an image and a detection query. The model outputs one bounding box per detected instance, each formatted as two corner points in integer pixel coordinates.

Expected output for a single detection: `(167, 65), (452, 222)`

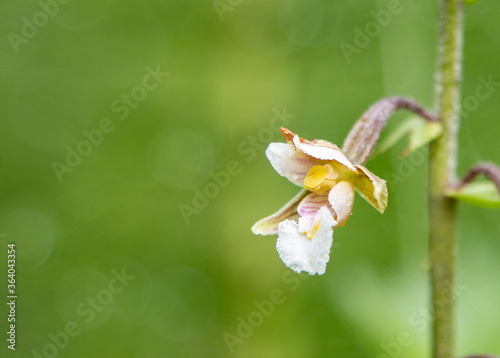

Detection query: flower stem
(428, 0), (464, 357)
(455, 163), (500, 192)
(342, 97), (438, 165)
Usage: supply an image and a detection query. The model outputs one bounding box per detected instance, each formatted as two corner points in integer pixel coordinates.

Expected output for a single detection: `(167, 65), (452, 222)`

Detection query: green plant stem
(342, 97), (438, 165)
(428, 0), (463, 357)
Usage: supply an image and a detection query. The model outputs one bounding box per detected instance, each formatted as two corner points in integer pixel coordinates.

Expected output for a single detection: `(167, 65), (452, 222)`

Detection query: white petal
(328, 181), (355, 225)
(265, 143), (316, 186)
(276, 207), (336, 276)
(297, 215), (314, 235)
(252, 189), (308, 235)
(292, 135), (356, 171)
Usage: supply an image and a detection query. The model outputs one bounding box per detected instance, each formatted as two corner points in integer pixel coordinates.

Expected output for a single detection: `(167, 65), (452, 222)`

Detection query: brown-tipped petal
(292, 135), (357, 171)
(252, 189), (308, 235)
(353, 165), (388, 213)
(280, 127), (296, 143)
(280, 127), (357, 172)
(328, 181), (355, 225)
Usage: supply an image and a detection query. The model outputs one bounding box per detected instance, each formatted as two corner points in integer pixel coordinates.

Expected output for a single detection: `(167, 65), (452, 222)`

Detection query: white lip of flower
(252, 128), (388, 276)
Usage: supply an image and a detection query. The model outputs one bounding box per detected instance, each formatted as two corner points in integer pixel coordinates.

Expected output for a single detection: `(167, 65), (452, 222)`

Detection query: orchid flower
(252, 128), (388, 275)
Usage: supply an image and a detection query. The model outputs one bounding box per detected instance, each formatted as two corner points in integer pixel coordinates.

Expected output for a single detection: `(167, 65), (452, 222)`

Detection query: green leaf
(447, 181), (500, 208)
(372, 116), (442, 157)
(464, 0), (479, 4)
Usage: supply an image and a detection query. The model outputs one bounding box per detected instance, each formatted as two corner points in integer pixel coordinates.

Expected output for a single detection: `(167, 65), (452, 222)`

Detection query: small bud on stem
(342, 97), (439, 165)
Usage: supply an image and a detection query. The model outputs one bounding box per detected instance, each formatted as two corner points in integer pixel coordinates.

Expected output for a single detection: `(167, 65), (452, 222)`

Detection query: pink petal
(297, 192), (334, 218)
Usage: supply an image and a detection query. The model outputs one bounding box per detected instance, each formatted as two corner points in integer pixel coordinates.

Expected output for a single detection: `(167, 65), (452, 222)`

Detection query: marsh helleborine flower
(252, 128), (388, 275)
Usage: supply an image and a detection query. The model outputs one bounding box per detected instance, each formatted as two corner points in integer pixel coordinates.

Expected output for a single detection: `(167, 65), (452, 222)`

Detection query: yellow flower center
(304, 165), (338, 195)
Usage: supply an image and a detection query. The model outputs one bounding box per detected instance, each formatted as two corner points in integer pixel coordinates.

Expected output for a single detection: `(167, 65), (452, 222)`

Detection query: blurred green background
(0, 0), (499, 357)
